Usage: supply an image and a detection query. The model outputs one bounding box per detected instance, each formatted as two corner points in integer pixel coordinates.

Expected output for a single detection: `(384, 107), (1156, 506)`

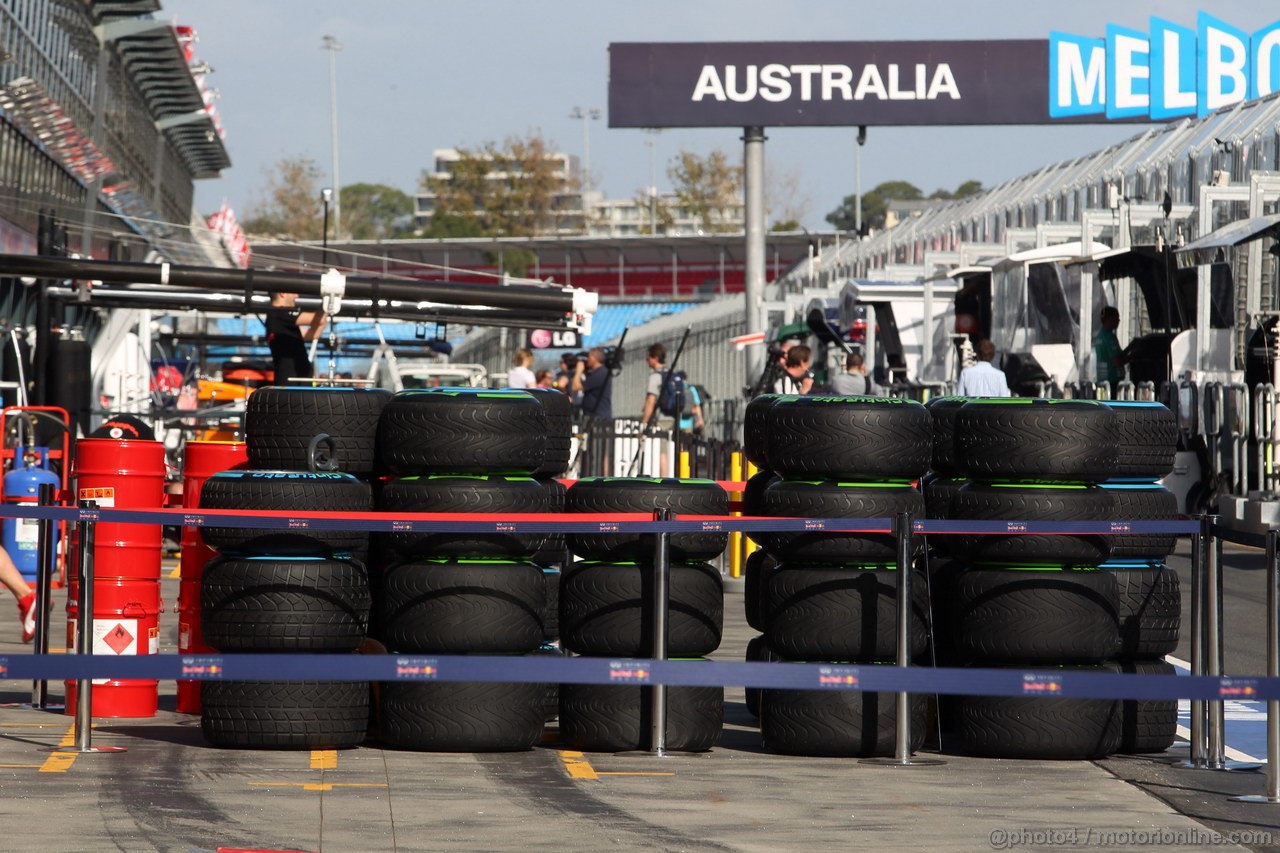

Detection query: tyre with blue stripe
(954, 398), (1116, 483)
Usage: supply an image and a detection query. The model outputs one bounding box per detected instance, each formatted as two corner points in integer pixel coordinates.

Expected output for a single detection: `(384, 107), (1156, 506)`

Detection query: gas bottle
(2, 447), (60, 582)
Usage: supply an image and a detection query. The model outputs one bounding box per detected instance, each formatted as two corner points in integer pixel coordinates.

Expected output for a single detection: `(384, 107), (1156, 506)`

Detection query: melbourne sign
(608, 13), (1280, 128)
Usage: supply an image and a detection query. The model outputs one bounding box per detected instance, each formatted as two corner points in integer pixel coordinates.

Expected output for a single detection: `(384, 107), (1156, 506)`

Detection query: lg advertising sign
(608, 12), (1280, 128)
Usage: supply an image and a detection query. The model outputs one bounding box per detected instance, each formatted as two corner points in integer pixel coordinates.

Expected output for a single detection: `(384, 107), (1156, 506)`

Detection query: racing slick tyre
(751, 480), (923, 563)
(377, 388), (546, 475)
(744, 394), (787, 471)
(1106, 563), (1180, 658)
(760, 682), (927, 757)
(954, 666), (1122, 759)
(201, 680), (369, 749)
(559, 561), (723, 657)
(950, 566), (1120, 664)
(1119, 660), (1178, 754)
(743, 550), (779, 633)
(199, 470), (372, 559)
(954, 398), (1117, 482)
(379, 679), (545, 752)
(766, 396), (932, 481)
(377, 475), (549, 560)
(245, 386), (390, 476)
(201, 556), (370, 653)
(763, 563), (928, 662)
(559, 679), (723, 753)
(376, 560), (546, 654)
(565, 478), (729, 562)
(525, 387), (574, 477)
(925, 396), (969, 477)
(1101, 484), (1179, 560)
(949, 483), (1113, 566)
(1105, 401), (1178, 480)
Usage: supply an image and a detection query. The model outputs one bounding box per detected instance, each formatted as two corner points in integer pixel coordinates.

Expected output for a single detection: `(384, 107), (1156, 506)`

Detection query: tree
(629, 190), (677, 235)
(422, 133), (573, 237)
(766, 162), (812, 231)
(340, 183), (414, 240)
(242, 156), (325, 240)
(825, 179), (984, 232)
(668, 148), (743, 233)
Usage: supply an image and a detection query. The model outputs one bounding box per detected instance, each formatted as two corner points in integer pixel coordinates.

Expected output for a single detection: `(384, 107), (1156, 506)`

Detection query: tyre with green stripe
(565, 477), (729, 562)
(1101, 484), (1178, 560)
(376, 559), (546, 654)
(950, 566), (1120, 664)
(760, 679), (927, 757)
(377, 474), (549, 560)
(955, 398), (1117, 482)
(1105, 401), (1177, 480)
(559, 560), (723, 657)
(766, 396), (932, 481)
(763, 563), (928, 661)
(752, 479), (923, 563)
(377, 388), (546, 475)
(949, 483), (1113, 566)
(245, 386), (391, 476)
(559, 677), (723, 752)
(379, 679), (545, 752)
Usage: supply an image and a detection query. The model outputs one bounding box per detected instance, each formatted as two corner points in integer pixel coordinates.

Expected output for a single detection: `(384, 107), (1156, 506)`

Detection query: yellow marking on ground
(310, 750), (338, 769)
(597, 771), (677, 776)
(1, 722), (76, 727)
(248, 781), (387, 792)
(0, 763), (42, 768)
(38, 725), (77, 773)
(557, 749), (599, 780)
(167, 565), (181, 579)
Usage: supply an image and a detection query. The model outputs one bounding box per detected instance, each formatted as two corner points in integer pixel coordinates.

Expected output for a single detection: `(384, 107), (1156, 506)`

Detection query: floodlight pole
(743, 126), (767, 391)
(322, 35), (343, 240)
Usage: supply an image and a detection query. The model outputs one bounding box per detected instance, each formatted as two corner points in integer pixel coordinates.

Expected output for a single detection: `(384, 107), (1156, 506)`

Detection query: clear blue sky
(161, 0), (1274, 230)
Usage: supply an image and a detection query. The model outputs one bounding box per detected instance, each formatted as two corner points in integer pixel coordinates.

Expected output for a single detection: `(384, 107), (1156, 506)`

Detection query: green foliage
(825, 179), (983, 232)
(340, 183), (414, 240)
(668, 149), (742, 233)
(242, 156), (325, 240)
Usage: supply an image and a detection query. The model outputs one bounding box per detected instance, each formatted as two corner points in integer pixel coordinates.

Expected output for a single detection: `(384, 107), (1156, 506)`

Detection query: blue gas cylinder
(3, 447), (60, 581)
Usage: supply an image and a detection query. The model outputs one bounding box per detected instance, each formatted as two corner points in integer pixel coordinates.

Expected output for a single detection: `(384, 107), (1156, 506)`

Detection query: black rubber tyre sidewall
(378, 475), (549, 560)
(559, 681), (723, 752)
(760, 686), (927, 757)
(201, 680), (369, 749)
(565, 478), (729, 562)
(379, 680), (545, 751)
(955, 399), (1117, 482)
(753, 480), (923, 563)
(245, 386), (390, 476)
(926, 396), (968, 476)
(1106, 401), (1178, 479)
(1107, 564), (1180, 658)
(767, 396), (932, 481)
(377, 389), (546, 475)
(950, 483), (1113, 566)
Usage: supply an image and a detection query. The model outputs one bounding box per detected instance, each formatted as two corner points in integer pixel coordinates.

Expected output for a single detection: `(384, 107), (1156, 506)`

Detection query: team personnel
(955, 339), (1011, 397)
(266, 291), (326, 383)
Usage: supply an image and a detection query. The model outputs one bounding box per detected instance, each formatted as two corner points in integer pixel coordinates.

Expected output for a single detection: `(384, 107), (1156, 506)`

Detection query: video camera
(563, 346), (625, 376)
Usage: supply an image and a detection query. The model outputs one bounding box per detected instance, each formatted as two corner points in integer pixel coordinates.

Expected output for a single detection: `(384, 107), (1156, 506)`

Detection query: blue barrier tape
(0, 504), (1203, 537)
(5, 653), (1276, 701)
(1210, 523), (1269, 550)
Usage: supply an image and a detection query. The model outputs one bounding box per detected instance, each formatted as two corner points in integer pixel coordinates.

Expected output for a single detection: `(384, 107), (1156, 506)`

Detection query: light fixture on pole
(321, 34), (343, 241)
(855, 125), (867, 237)
(569, 106), (601, 186)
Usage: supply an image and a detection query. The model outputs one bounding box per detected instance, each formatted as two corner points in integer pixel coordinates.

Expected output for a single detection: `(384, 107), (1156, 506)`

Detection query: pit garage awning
(1176, 212), (1280, 260)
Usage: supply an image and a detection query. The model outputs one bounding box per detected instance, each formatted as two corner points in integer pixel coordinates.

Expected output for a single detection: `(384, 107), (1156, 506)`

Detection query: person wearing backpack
(640, 343), (704, 432)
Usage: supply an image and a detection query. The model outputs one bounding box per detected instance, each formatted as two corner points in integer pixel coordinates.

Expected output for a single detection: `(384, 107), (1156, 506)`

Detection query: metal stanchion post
(1233, 529), (1280, 803)
(648, 508), (671, 756)
(30, 482), (59, 709)
(57, 501), (124, 755)
(1205, 515), (1258, 771)
(1180, 523), (1208, 769)
(863, 512), (944, 767)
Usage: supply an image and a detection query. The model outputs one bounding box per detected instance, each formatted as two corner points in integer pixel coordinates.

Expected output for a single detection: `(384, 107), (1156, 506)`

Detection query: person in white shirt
(773, 345), (814, 395)
(507, 348), (536, 389)
(955, 339), (1011, 397)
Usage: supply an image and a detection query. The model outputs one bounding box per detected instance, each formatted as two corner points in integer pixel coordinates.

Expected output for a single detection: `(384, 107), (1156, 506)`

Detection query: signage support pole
(743, 126), (767, 392)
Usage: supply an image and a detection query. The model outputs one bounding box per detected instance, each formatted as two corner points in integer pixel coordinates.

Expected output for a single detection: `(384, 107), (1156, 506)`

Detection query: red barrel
(73, 439), (165, 579)
(65, 577), (162, 718)
(176, 440), (246, 714)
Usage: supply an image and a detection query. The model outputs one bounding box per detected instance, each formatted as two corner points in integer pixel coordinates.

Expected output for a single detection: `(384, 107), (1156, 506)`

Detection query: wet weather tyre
(245, 386), (390, 476)
(200, 557), (370, 653)
(1107, 564), (1180, 658)
(954, 399), (1117, 482)
(763, 564), (929, 662)
(949, 483), (1113, 565)
(377, 389), (546, 475)
(530, 477), (567, 567)
(744, 634), (780, 719)
(377, 475), (549, 560)
(744, 395), (785, 470)
(743, 550), (778, 633)
(951, 567), (1120, 664)
(201, 681), (368, 749)
(742, 470), (779, 517)
(752, 480), (923, 563)
(1106, 401), (1178, 479)
(540, 568), (560, 642)
(1119, 660), (1177, 754)
(376, 560), (546, 654)
(559, 682), (723, 752)
(379, 680), (545, 752)
(526, 388), (573, 477)
(760, 686), (927, 757)
(559, 561), (723, 657)
(565, 478), (729, 562)
(1104, 485), (1178, 560)
(922, 476), (966, 558)
(926, 396), (968, 476)
(955, 669), (1122, 759)
(767, 396), (932, 480)
(199, 471), (371, 559)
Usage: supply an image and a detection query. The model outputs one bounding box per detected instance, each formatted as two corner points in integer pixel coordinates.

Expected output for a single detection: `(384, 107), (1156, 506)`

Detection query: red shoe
(18, 592), (35, 643)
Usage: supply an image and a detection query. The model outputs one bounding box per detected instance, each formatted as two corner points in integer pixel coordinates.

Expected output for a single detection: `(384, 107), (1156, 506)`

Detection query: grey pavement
(0, 552), (1272, 852)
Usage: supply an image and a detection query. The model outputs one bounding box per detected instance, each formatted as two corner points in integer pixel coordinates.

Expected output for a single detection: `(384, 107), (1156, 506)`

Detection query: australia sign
(608, 12), (1279, 128)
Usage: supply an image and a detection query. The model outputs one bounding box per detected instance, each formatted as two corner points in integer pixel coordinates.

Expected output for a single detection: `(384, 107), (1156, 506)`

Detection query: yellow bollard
(679, 450), (691, 479)
(729, 452), (743, 578)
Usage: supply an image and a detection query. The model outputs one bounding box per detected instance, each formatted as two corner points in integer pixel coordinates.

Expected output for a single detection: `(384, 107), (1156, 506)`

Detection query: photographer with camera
(773, 344), (815, 395)
(556, 352), (584, 406)
(571, 347), (613, 420)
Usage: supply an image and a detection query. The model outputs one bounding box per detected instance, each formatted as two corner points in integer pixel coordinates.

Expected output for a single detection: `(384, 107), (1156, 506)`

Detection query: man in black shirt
(266, 291), (326, 383)
(571, 347), (613, 420)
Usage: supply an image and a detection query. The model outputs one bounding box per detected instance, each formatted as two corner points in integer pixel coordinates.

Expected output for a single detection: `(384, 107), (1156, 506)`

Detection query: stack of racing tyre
(1098, 401), (1182, 754)
(198, 385), (389, 750)
(559, 476), (729, 752)
(373, 387), (562, 752)
(742, 395), (934, 757)
(938, 398), (1126, 760)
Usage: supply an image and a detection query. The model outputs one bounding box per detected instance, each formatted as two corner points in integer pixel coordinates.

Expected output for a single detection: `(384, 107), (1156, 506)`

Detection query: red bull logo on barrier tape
(817, 666), (860, 688)
(1021, 674), (1063, 694)
(181, 656), (224, 678)
(1219, 679), (1259, 698)
(608, 661), (651, 682)
(394, 657), (438, 679)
